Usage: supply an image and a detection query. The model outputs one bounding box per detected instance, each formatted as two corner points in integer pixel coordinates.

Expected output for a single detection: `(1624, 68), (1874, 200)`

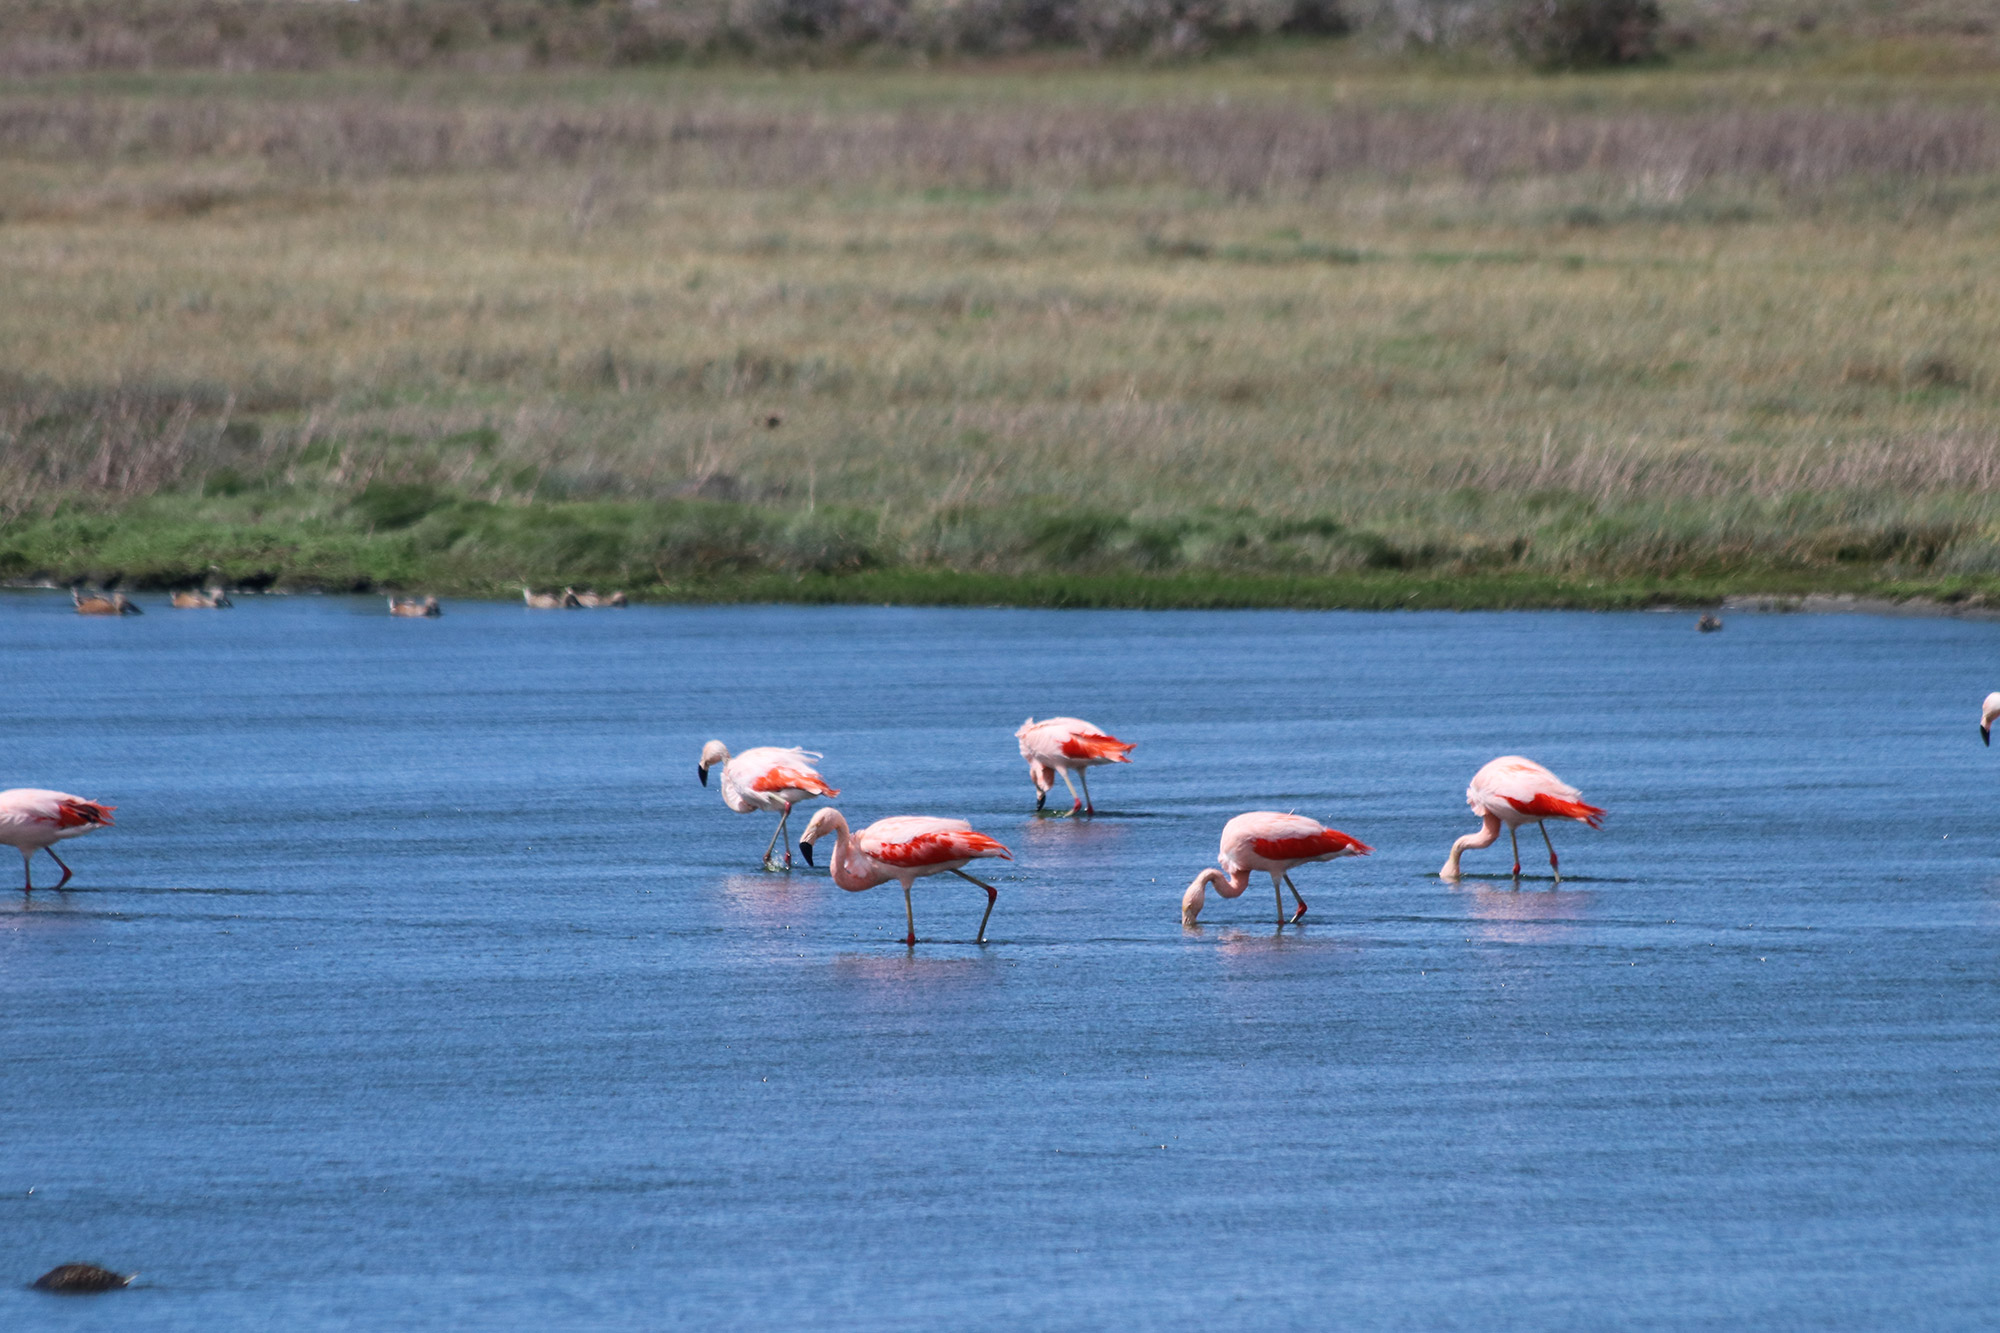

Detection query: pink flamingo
(1015, 717), (1135, 815)
(0, 788), (115, 891)
(698, 742), (838, 870)
(1440, 756), (1605, 883)
(1181, 811), (1372, 926)
(1981, 693), (2000, 745)
(797, 809), (1011, 945)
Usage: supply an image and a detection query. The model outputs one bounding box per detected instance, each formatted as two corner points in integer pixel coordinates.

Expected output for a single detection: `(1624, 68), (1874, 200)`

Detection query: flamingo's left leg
(17, 847), (33, 892)
(1056, 768), (1083, 816)
(901, 880), (918, 947)
(950, 868), (999, 943)
(1273, 871), (1287, 925)
(1508, 826), (1522, 879)
(1538, 822), (1561, 884)
(1077, 767), (1095, 816)
(45, 847), (72, 889)
(759, 806), (790, 870)
(1283, 872), (1307, 923)
(778, 802), (795, 870)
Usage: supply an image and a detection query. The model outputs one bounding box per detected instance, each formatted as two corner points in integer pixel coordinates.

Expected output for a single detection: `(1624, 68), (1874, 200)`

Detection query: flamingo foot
(903, 932), (917, 946)
(1291, 903), (1307, 923)
(1511, 862), (1522, 877)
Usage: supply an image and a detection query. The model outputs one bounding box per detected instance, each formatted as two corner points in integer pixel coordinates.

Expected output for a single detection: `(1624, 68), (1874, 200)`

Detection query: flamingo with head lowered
(1981, 693), (2000, 745)
(1015, 717), (1134, 815)
(798, 809), (1010, 945)
(1181, 811), (1371, 927)
(0, 788), (115, 890)
(1440, 756), (1604, 883)
(699, 742), (838, 870)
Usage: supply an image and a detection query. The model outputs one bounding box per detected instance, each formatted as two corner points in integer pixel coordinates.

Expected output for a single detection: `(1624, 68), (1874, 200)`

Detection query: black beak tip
(799, 840), (814, 867)
(1984, 727), (1991, 748)
(698, 765), (708, 785)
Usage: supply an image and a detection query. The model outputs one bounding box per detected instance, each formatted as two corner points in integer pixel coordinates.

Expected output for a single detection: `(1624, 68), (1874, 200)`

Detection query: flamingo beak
(698, 764), (709, 786)
(1985, 724), (1992, 747)
(1035, 789), (1046, 811)
(799, 839), (814, 867)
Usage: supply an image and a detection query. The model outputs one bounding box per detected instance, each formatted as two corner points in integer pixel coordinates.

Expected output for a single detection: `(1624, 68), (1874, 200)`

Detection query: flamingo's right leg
(1077, 767), (1095, 816)
(1508, 826), (1522, 879)
(1538, 821), (1561, 884)
(778, 803), (795, 870)
(1283, 872), (1307, 923)
(1057, 768), (1083, 816)
(902, 881), (917, 947)
(950, 868), (999, 943)
(1273, 871), (1287, 925)
(45, 847), (72, 889)
(18, 847), (33, 893)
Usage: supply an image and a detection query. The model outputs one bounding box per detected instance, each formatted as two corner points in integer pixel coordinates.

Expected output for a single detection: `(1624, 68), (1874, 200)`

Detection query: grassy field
(3, 35), (1999, 606)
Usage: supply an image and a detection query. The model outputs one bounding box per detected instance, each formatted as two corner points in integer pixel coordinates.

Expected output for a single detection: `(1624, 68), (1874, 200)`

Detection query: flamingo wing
(1471, 756), (1603, 826)
(859, 817), (1012, 868)
(0, 789), (114, 834)
(1058, 731), (1135, 763)
(750, 765), (838, 798)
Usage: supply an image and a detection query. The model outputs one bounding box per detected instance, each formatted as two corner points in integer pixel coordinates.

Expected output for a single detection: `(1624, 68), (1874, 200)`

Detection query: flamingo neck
(1441, 812), (1502, 879)
(824, 822), (878, 892)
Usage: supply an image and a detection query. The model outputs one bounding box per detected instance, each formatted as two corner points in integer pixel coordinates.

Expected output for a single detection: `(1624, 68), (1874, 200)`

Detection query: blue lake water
(2, 592), (1997, 1329)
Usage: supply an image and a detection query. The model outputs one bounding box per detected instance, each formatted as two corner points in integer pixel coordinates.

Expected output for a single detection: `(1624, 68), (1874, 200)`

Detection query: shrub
(1506, 0), (1661, 69)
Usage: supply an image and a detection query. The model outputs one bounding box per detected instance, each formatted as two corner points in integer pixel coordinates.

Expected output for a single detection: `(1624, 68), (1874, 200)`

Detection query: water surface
(3, 595), (1996, 1329)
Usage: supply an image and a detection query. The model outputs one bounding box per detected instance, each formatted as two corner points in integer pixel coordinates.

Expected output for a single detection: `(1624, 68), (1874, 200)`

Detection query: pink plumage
(1441, 756), (1605, 882)
(1182, 811), (1371, 927)
(699, 741), (838, 871)
(1015, 716), (1134, 815)
(0, 787), (115, 891)
(798, 810), (1011, 945)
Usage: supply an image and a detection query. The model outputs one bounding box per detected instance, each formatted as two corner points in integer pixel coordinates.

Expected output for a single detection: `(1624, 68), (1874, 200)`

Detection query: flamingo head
(1982, 692), (2000, 746)
(797, 807), (847, 867)
(698, 739), (729, 785)
(1181, 867), (1231, 927)
(1028, 759), (1056, 809)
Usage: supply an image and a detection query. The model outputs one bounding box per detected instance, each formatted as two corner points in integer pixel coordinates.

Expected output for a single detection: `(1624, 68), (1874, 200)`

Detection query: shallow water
(2, 593), (1996, 1329)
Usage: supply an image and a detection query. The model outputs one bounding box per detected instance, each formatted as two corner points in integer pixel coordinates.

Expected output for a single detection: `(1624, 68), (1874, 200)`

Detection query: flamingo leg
(902, 880), (917, 947)
(1057, 768), (1083, 816)
(1538, 822), (1561, 884)
(1273, 871), (1287, 925)
(45, 847), (72, 889)
(950, 868), (999, 943)
(758, 810), (789, 870)
(1509, 826), (1522, 879)
(18, 847), (33, 893)
(1077, 767), (1095, 816)
(1283, 872), (1307, 923)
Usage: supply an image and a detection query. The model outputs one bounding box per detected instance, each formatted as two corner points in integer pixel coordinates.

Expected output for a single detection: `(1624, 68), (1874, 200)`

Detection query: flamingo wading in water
(0, 788), (115, 890)
(798, 809), (1010, 945)
(1015, 717), (1135, 815)
(1181, 811), (1372, 927)
(699, 742), (838, 870)
(1981, 693), (2000, 745)
(1440, 756), (1605, 883)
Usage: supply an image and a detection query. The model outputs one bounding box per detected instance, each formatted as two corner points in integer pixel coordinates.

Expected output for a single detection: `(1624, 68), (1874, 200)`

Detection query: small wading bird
(170, 589), (232, 609)
(388, 595), (441, 617)
(798, 809), (1010, 945)
(32, 1263), (133, 1294)
(73, 591), (141, 616)
(0, 788), (115, 891)
(523, 587), (580, 609)
(1015, 716), (1135, 815)
(1181, 811), (1371, 927)
(1441, 756), (1604, 883)
(699, 742), (838, 870)
(1982, 693), (2000, 746)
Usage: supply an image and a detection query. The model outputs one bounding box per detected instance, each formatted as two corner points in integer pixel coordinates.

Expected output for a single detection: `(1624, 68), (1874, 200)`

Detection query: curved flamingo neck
(1442, 812), (1502, 879)
(822, 819), (882, 892)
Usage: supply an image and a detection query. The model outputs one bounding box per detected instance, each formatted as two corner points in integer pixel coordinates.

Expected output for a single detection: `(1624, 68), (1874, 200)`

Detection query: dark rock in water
(1697, 614), (1723, 633)
(31, 1263), (133, 1293)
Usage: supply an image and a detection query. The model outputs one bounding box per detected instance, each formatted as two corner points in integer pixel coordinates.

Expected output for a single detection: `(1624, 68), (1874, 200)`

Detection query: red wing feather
(1058, 732), (1135, 762)
(872, 830), (1012, 868)
(1504, 793), (1605, 827)
(751, 767), (838, 798)
(53, 800), (114, 829)
(1252, 830), (1371, 861)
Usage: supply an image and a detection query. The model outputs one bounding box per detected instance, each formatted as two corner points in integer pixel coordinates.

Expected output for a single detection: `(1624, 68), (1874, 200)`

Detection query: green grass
(3, 49), (1998, 608)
